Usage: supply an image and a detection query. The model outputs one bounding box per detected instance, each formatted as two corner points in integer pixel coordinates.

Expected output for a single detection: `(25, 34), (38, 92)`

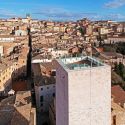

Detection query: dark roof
(34, 75), (56, 86)
(41, 62), (57, 70)
(101, 52), (123, 59)
(0, 96), (15, 125)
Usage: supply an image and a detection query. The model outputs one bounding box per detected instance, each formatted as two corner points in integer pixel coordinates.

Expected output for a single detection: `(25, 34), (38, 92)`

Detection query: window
(47, 87), (49, 89)
(40, 96), (43, 102)
(41, 88), (43, 91)
(113, 115), (116, 125)
(41, 103), (43, 106)
(51, 71), (56, 76)
(53, 93), (55, 97)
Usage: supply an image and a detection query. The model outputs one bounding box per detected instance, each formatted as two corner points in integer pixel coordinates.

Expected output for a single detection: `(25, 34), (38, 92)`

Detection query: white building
(0, 46), (3, 56)
(100, 27), (109, 35)
(32, 63), (56, 112)
(15, 30), (28, 36)
(35, 82), (55, 112)
(0, 36), (15, 42)
(51, 50), (68, 58)
(55, 56), (111, 125)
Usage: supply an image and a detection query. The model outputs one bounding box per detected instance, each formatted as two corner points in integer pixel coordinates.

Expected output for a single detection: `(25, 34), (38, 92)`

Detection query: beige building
(0, 60), (14, 95)
(0, 42), (16, 56)
(112, 100), (125, 125)
(0, 45), (29, 95)
(99, 27), (109, 35)
(12, 46), (29, 81)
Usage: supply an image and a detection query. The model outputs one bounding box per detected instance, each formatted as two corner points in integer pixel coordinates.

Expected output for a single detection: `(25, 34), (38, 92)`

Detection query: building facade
(32, 63), (56, 112)
(0, 62), (14, 95)
(55, 56), (111, 125)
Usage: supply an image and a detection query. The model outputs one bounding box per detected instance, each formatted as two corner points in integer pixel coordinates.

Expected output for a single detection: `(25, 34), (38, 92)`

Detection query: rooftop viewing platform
(57, 56), (105, 70)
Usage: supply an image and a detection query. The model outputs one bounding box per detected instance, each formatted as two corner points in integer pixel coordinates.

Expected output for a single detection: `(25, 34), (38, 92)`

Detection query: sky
(0, 0), (125, 21)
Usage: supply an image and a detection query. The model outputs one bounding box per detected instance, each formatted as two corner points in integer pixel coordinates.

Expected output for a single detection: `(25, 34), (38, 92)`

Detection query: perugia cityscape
(0, 0), (125, 125)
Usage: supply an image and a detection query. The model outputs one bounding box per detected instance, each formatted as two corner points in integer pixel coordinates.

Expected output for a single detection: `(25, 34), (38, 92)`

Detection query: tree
(118, 62), (124, 78)
(116, 43), (125, 55)
(78, 27), (86, 36)
(114, 63), (120, 75)
(114, 62), (125, 81)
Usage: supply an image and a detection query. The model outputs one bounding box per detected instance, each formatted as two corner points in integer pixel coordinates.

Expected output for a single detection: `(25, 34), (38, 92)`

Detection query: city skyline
(0, 0), (125, 21)
(0, 1), (125, 125)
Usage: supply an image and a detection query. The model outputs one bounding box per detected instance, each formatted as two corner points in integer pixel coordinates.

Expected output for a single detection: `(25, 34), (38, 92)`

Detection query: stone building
(54, 56), (111, 125)
(32, 62), (56, 112)
(0, 60), (14, 95)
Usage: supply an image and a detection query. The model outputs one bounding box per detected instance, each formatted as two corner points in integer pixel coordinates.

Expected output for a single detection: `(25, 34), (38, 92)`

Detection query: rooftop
(57, 56), (104, 70)
(32, 63), (56, 86)
(112, 101), (125, 113)
(34, 75), (56, 86)
(0, 59), (16, 73)
(112, 85), (125, 106)
(0, 91), (35, 125)
(101, 52), (123, 59)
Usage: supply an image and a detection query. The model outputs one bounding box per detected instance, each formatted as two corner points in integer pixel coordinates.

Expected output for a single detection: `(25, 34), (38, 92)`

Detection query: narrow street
(37, 112), (50, 125)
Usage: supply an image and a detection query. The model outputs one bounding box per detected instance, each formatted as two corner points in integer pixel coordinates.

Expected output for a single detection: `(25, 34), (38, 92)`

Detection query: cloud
(0, 8), (16, 18)
(93, 13), (125, 21)
(32, 7), (125, 21)
(0, 6), (124, 21)
(105, 0), (125, 8)
(105, 13), (125, 20)
(33, 7), (99, 21)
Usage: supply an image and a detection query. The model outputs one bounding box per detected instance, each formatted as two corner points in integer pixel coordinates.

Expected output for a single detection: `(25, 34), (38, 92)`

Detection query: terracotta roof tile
(111, 85), (125, 106)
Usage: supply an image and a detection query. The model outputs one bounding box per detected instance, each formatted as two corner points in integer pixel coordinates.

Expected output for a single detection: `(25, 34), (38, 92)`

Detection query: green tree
(119, 62), (124, 78)
(114, 62), (125, 81)
(78, 27), (85, 36)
